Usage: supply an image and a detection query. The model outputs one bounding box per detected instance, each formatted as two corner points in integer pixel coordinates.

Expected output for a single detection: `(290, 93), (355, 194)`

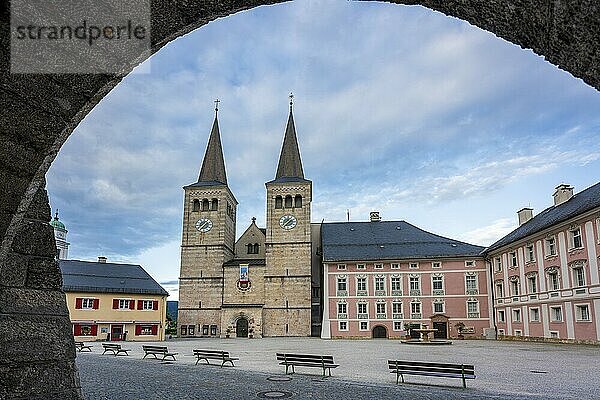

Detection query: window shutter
(112, 299), (119, 309)
(90, 325), (98, 336)
(151, 325), (158, 335)
(75, 298), (82, 309)
(135, 325), (142, 336)
(137, 300), (143, 310)
(73, 324), (81, 336)
(93, 299), (99, 309)
(153, 301), (158, 310)
(128, 299), (134, 309)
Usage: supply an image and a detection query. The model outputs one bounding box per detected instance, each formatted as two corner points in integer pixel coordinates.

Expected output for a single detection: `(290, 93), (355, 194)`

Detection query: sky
(46, 0), (600, 300)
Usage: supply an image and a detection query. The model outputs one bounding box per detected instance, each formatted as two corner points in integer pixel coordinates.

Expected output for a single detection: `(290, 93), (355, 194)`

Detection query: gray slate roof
(322, 221), (484, 262)
(197, 114), (228, 185)
(486, 181), (600, 253)
(273, 106), (305, 181)
(60, 260), (169, 296)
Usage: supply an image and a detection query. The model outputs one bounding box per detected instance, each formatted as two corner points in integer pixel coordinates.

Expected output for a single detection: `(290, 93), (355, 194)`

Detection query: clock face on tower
(279, 215), (297, 230)
(195, 218), (213, 232)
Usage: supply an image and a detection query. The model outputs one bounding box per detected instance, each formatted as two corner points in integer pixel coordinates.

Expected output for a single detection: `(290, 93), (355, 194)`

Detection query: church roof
(271, 103), (306, 183)
(485, 181), (600, 253)
(60, 259), (168, 296)
(196, 113), (228, 185)
(321, 221), (484, 262)
(49, 211), (66, 231)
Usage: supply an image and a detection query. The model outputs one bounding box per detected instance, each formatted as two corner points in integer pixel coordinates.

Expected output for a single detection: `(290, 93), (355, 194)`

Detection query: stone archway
(236, 317), (249, 338)
(2, 1), (600, 398)
(372, 325), (388, 339)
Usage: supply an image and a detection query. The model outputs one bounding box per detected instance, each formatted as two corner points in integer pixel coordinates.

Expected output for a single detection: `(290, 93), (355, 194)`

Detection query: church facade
(177, 99), (313, 338)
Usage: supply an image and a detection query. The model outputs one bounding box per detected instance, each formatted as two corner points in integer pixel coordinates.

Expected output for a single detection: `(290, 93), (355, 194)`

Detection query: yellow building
(60, 258), (169, 342)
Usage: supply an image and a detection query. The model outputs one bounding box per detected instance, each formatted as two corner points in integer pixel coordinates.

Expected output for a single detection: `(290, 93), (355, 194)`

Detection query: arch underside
(1, 1), (599, 398)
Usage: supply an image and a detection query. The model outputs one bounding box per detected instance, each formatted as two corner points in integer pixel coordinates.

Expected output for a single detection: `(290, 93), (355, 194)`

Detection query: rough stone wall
(1, 1), (600, 398)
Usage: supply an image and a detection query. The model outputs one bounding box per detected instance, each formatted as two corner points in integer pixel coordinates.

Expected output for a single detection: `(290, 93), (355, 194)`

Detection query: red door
(111, 325), (124, 341)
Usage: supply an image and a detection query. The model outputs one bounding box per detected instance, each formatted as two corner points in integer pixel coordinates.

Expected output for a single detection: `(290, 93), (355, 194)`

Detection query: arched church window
(294, 195), (302, 208)
(275, 196), (283, 209)
(247, 244), (253, 254)
(192, 199), (200, 212)
(284, 195), (293, 208)
(211, 198), (218, 211)
(202, 199), (209, 211)
(253, 243), (260, 254)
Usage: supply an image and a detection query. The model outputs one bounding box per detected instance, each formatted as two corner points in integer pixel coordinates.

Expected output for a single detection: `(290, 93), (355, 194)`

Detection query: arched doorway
(372, 325), (388, 339)
(236, 317), (249, 338)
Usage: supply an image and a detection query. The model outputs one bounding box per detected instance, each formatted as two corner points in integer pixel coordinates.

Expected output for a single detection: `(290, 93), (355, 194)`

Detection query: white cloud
(456, 218), (516, 247)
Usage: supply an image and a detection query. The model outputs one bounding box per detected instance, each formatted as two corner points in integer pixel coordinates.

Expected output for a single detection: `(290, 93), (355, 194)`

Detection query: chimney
(517, 207), (533, 226)
(553, 184), (574, 206)
(97, 256), (107, 263)
(370, 211), (381, 222)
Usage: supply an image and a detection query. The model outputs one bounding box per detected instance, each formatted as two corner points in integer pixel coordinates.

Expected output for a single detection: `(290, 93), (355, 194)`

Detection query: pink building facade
(487, 183), (600, 343)
(320, 215), (492, 339)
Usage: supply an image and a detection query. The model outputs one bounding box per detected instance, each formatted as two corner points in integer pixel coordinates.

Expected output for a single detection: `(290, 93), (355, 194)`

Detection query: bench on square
(276, 353), (339, 377)
(74, 341), (93, 352)
(142, 345), (178, 361)
(193, 349), (239, 367)
(101, 343), (130, 356)
(388, 360), (475, 388)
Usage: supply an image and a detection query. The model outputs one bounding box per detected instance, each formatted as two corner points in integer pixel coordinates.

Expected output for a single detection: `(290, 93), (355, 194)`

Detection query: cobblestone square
(77, 338), (599, 399)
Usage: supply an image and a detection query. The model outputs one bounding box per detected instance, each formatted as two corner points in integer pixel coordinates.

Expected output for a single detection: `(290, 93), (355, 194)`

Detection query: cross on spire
(289, 92), (294, 108)
(214, 98), (220, 114)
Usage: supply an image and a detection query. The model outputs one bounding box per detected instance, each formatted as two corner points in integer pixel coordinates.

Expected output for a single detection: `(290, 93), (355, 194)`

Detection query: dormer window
(275, 196), (283, 209)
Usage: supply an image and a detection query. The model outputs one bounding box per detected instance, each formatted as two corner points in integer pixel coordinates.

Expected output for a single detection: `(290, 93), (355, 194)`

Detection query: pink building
(320, 212), (492, 339)
(487, 183), (600, 343)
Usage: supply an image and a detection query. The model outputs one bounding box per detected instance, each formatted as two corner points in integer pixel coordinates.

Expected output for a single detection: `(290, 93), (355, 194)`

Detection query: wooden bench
(388, 360), (475, 388)
(101, 343), (130, 356)
(74, 341), (93, 352)
(276, 353), (339, 377)
(193, 349), (238, 367)
(142, 345), (178, 361)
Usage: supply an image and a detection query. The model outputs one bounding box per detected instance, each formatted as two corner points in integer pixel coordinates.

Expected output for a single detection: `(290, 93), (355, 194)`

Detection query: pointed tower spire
(275, 93), (305, 180)
(198, 100), (228, 185)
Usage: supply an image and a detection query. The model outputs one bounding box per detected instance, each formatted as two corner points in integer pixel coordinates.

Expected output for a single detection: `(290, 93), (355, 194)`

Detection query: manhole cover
(257, 390), (293, 399)
(530, 370), (548, 374)
(267, 376), (292, 382)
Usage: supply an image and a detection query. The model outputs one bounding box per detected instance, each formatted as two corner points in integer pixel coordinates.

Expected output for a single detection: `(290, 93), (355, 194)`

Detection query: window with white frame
(392, 301), (402, 318)
(409, 275), (420, 295)
(530, 307), (540, 322)
(467, 299), (479, 318)
(374, 263), (383, 269)
(432, 261), (442, 269)
(81, 298), (95, 309)
(337, 302), (347, 316)
(357, 302), (368, 317)
(575, 304), (590, 321)
(510, 251), (518, 268)
(572, 265), (586, 287)
(375, 276), (385, 293)
(410, 301), (421, 318)
(513, 309), (521, 322)
(433, 300), (444, 314)
(545, 236), (557, 256)
(550, 331), (559, 338)
(391, 263), (399, 269)
(337, 264), (346, 270)
(337, 276), (347, 293)
(495, 281), (504, 298)
(514, 330), (522, 336)
(339, 321), (348, 331)
(497, 310), (505, 322)
(465, 260), (475, 267)
(547, 268), (560, 291)
(409, 262), (419, 269)
(357, 264), (365, 270)
(356, 276), (367, 294)
(393, 321), (402, 331)
(140, 300), (154, 310)
(498, 329), (505, 336)
(494, 257), (502, 272)
(569, 227), (583, 249)
(550, 306), (563, 322)
(597, 218), (600, 242)
(359, 321), (368, 331)
(432, 275), (444, 294)
(526, 245), (535, 262)
(376, 302), (386, 317)
(510, 277), (520, 296)
(391, 276), (402, 294)
(118, 299), (131, 309)
(465, 273), (478, 294)
(527, 274), (538, 294)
